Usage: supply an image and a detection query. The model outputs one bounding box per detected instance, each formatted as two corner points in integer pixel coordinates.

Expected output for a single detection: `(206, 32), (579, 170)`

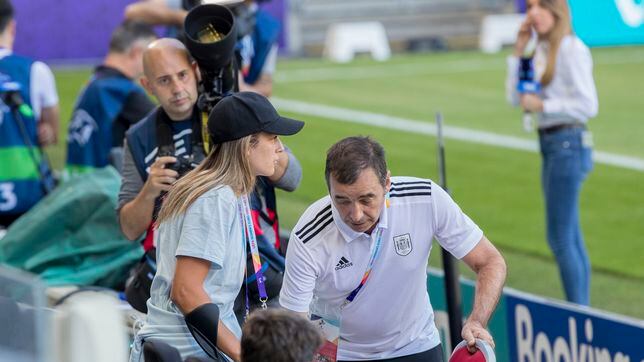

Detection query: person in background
(506, 0), (598, 305)
(65, 21), (156, 175)
(241, 309), (323, 362)
(125, 0), (279, 98)
(124, 0), (188, 39)
(0, 0), (59, 227)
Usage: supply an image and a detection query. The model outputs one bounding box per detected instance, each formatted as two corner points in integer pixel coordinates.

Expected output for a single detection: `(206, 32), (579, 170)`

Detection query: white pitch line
(272, 97), (644, 172)
(275, 50), (644, 84)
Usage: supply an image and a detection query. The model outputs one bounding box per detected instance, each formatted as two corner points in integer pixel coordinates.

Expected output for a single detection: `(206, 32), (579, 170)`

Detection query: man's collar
(0, 48), (12, 59)
(95, 65), (129, 80)
(331, 199), (389, 243)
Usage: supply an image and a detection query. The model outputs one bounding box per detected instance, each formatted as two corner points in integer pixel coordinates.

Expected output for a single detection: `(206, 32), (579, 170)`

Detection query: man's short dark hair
(241, 309), (323, 362)
(109, 21), (156, 53)
(0, 0), (14, 34)
(325, 136), (387, 187)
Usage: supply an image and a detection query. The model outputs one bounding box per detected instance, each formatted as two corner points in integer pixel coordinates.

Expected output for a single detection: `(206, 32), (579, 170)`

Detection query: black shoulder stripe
(389, 185), (432, 192)
(297, 211), (333, 240)
(391, 181), (432, 187)
(296, 207), (332, 239)
(389, 191), (432, 198)
(302, 217), (334, 244)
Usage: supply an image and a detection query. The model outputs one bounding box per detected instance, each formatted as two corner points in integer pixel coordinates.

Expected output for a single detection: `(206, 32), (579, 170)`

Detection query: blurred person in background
(65, 21), (156, 175)
(125, 0), (280, 98)
(0, 0), (59, 228)
(124, 0), (188, 39)
(506, 0), (598, 305)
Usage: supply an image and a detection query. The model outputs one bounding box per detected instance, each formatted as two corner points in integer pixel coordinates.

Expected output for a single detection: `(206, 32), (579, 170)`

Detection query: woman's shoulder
(200, 185), (237, 202)
(560, 34), (591, 56)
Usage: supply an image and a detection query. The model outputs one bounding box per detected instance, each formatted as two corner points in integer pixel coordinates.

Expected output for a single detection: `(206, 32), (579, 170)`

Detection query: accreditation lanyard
(343, 195), (390, 307)
(343, 227), (385, 307)
(238, 195), (268, 309)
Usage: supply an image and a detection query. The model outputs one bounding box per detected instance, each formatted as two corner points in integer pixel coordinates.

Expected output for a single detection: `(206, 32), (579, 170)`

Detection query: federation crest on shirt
(393, 233), (412, 256)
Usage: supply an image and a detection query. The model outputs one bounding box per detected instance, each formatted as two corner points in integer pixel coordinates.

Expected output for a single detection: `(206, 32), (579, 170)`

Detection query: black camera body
(158, 146), (198, 178)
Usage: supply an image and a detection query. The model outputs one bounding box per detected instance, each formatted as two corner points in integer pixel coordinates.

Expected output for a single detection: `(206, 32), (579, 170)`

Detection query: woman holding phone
(506, 0), (598, 306)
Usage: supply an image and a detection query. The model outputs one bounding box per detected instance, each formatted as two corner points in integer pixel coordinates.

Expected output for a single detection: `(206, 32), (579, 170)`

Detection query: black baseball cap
(207, 92), (304, 144)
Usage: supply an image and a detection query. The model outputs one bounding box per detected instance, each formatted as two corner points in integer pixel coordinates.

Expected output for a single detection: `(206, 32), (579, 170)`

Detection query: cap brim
(264, 116), (305, 136)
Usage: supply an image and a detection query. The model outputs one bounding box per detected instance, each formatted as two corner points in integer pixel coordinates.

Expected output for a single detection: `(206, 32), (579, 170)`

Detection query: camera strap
(154, 106), (204, 155)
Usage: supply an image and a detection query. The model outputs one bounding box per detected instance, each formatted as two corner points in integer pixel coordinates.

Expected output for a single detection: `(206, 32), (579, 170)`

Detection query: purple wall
(14, 0), (134, 62)
(13, 0), (285, 63)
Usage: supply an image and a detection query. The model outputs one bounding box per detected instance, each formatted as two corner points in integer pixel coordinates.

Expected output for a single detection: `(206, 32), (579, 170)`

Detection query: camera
(158, 146), (198, 178)
(184, 3), (238, 115)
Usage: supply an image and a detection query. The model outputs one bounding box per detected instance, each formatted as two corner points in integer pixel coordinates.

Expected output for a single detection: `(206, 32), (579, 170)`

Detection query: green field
(49, 47), (644, 319)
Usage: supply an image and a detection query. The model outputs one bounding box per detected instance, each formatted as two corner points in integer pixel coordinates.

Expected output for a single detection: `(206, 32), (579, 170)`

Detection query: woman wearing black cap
(129, 92), (304, 362)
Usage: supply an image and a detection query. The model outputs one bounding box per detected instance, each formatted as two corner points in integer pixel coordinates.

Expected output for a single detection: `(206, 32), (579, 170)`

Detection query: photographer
(65, 21), (156, 175)
(117, 38), (199, 243)
(0, 0), (60, 228)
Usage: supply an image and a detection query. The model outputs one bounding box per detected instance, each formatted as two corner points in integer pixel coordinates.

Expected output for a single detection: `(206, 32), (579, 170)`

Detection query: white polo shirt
(280, 176), (483, 360)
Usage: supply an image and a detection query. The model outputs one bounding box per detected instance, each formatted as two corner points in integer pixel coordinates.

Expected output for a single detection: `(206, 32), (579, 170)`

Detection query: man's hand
(140, 156), (179, 200)
(520, 93), (543, 113)
(461, 319), (494, 353)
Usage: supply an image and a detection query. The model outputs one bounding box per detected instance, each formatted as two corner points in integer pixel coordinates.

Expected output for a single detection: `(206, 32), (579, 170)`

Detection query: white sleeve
(279, 233), (318, 313)
(431, 184), (483, 259)
(542, 40), (598, 120)
(30, 61), (59, 121)
(506, 55), (521, 107)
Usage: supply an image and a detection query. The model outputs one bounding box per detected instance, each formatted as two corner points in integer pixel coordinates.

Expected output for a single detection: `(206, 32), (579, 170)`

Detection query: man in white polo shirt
(279, 136), (507, 362)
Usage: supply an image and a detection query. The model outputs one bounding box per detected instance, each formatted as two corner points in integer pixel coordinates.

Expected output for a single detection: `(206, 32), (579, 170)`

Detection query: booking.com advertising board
(427, 268), (644, 362)
(569, 0), (643, 46)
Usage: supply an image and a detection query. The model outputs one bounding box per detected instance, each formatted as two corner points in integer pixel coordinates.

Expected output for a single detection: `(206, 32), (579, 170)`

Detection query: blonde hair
(157, 134), (258, 224)
(538, 0), (572, 86)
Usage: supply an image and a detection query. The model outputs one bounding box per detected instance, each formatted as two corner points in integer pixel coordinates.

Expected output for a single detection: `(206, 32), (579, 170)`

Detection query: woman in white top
(506, 0), (598, 306)
(129, 92), (304, 362)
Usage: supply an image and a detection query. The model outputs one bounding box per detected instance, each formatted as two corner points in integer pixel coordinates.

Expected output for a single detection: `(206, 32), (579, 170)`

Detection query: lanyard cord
(238, 195), (268, 312)
(343, 194), (390, 307)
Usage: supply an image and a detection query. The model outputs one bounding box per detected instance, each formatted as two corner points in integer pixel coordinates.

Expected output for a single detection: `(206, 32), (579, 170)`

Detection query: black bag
(124, 248), (157, 313)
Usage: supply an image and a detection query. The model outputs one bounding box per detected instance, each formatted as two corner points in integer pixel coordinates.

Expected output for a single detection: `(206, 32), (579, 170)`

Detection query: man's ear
(385, 170), (391, 194)
(140, 76), (151, 94)
(192, 62), (201, 82)
(8, 20), (16, 39)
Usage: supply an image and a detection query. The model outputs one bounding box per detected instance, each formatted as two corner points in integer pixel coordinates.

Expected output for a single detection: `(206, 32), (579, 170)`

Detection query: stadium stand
(286, 0), (515, 55)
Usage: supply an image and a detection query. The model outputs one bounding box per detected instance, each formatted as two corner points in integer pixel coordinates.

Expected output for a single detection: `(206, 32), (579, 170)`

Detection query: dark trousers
(339, 344), (444, 362)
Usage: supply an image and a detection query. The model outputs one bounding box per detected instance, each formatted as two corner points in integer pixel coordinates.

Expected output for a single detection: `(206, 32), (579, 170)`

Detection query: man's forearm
(468, 256), (506, 326)
(119, 193), (155, 240)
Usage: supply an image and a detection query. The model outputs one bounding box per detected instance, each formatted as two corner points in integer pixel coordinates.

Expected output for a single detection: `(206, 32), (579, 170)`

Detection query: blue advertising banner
(427, 268), (644, 362)
(506, 293), (644, 362)
(569, 1), (644, 46)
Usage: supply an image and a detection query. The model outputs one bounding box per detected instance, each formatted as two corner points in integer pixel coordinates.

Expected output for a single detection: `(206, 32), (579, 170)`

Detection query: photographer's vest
(242, 9), (280, 85)
(125, 107), (197, 184)
(0, 55), (51, 216)
(66, 66), (146, 175)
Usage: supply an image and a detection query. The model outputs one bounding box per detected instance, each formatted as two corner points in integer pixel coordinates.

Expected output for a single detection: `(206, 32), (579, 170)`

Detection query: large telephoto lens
(184, 4), (237, 70)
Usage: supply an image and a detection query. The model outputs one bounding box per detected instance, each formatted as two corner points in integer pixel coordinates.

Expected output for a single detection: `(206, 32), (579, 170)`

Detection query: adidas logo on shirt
(335, 256), (354, 271)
